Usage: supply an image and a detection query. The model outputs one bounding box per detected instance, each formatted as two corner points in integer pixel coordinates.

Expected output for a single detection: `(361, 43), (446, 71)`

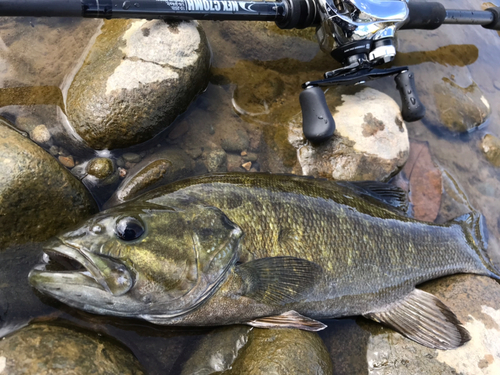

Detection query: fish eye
(115, 217), (145, 241)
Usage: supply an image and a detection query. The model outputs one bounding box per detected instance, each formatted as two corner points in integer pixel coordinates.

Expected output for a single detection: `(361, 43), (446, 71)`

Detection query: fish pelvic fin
(245, 310), (327, 332)
(455, 211), (500, 280)
(364, 289), (470, 350)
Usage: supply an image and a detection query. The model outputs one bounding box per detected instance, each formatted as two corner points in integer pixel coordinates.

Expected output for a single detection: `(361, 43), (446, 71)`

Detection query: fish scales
(144, 174), (488, 318)
(29, 173), (499, 349)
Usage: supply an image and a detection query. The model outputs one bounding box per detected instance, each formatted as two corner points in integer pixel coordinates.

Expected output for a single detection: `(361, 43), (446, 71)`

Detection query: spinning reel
(1, 0), (500, 142)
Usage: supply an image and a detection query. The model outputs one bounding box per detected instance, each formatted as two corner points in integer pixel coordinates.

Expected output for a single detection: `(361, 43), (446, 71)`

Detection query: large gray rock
(0, 323), (145, 374)
(289, 87), (409, 181)
(182, 326), (333, 375)
(67, 19), (210, 150)
(0, 120), (97, 250)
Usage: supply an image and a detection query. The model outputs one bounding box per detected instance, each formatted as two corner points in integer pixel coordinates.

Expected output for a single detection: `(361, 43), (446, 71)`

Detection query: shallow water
(1, 0), (500, 373)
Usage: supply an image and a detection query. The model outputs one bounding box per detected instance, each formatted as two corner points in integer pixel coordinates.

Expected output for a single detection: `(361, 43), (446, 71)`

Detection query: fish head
(28, 202), (244, 320)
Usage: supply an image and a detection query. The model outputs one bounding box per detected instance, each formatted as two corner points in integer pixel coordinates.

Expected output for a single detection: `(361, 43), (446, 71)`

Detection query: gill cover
(29, 202), (243, 320)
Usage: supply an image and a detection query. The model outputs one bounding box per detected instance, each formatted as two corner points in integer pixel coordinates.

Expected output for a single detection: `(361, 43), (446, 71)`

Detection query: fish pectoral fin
(245, 310), (327, 332)
(235, 256), (321, 305)
(363, 288), (471, 350)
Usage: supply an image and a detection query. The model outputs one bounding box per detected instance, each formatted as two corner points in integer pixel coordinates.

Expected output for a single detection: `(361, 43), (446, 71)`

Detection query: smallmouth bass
(29, 173), (500, 349)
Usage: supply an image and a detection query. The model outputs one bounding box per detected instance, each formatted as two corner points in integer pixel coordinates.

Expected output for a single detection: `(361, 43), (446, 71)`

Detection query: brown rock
(242, 161), (252, 171)
(58, 155), (75, 168)
(0, 323), (145, 375)
(401, 140), (443, 222)
(0, 121), (97, 249)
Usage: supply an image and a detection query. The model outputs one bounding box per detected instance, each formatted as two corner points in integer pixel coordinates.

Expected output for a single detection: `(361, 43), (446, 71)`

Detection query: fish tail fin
(455, 211), (500, 280)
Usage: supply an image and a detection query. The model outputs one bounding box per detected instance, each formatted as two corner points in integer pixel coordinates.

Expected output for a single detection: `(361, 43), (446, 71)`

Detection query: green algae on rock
(181, 326), (333, 375)
(66, 19), (210, 150)
(0, 323), (145, 375)
(0, 120), (98, 250)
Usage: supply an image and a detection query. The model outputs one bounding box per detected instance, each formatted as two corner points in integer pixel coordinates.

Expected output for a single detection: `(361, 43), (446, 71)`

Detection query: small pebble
(86, 158), (114, 179)
(116, 157), (125, 168)
(122, 152), (142, 163)
(242, 161), (252, 171)
(241, 151), (248, 156)
(29, 125), (51, 144)
(49, 145), (60, 156)
(58, 155), (75, 168)
(118, 167), (127, 178)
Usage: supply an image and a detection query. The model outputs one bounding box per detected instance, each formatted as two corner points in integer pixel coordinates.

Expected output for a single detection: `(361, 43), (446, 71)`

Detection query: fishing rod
(1, 0), (500, 143)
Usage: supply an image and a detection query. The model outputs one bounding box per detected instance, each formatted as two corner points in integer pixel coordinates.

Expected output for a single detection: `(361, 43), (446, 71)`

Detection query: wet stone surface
(0, 323), (145, 375)
(289, 87), (409, 181)
(481, 134), (500, 167)
(66, 19), (210, 150)
(181, 326), (333, 375)
(0, 120), (97, 250)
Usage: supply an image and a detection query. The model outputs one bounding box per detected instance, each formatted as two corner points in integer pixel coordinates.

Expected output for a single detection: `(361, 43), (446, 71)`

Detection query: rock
(229, 328), (333, 375)
(399, 141), (443, 222)
(181, 326), (333, 375)
(58, 155), (75, 168)
(86, 157), (115, 179)
(481, 134), (500, 167)
(227, 153), (244, 172)
(364, 275), (500, 375)
(0, 323), (145, 374)
(181, 326), (252, 375)
(66, 19), (210, 150)
(28, 124), (51, 145)
(433, 77), (490, 133)
(221, 128), (250, 153)
(200, 20), (319, 67)
(105, 147), (194, 207)
(204, 149), (228, 173)
(0, 120), (97, 250)
(122, 152), (142, 163)
(242, 161), (252, 171)
(289, 87), (409, 181)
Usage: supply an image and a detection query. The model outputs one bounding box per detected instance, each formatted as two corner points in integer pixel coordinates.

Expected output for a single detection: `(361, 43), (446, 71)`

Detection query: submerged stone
(181, 326), (333, 375)
(0, 120), (97, 250)
(481, 134), (500, 167)
(105, 147), (194, 207)
(66, 19), (210, 150)
(433, 78), (490, 133)
(86, 157), (115, 180)
(0, 323), (145, 374)
(289, 87), (409, 181)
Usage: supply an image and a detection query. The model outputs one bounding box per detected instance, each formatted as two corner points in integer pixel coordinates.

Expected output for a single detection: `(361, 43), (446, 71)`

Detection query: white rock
(289, 87), (409, 181)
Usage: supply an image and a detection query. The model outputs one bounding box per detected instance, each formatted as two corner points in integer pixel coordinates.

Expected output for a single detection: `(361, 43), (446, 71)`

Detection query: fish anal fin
(246, 310), (327, 332)
(364, 289), (471, 350)
(235, 257), (321, 305)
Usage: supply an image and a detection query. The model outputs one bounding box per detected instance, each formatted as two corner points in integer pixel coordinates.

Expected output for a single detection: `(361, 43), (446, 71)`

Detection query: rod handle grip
(395, 70), (426, 122)
(300, 86), (335, 143)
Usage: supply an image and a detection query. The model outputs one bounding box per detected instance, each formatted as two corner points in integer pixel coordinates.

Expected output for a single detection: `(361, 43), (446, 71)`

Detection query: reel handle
(395, 70), (426, 122)
(300, 86), (335, 143)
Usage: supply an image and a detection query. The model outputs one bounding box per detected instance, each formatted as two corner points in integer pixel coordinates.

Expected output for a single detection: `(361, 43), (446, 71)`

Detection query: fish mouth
(29, 239), (134, 297)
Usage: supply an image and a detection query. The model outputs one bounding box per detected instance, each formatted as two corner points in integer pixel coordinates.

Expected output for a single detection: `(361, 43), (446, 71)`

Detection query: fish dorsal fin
(235, 257), (321, 305)
(245, 310), (327, 332)
(342, 181), (409, 213)
(364, 289), (471, 350)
